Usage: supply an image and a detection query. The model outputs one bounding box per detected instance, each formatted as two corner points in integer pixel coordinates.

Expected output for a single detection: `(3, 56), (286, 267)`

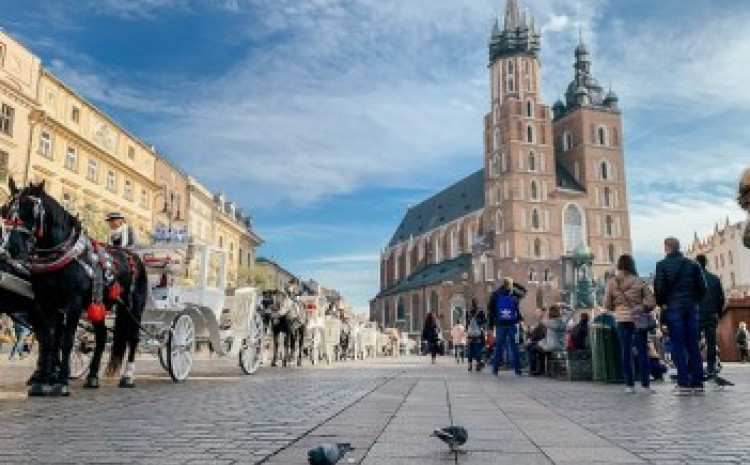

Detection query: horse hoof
(53, 384), (70, 397)
(83, 377), (100, 389)
(28, 383), (52, 397)
(118, 377), (135, 388)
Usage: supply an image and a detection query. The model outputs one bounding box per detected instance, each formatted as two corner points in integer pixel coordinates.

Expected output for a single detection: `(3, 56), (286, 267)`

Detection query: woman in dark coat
(422, 312), (440, 364)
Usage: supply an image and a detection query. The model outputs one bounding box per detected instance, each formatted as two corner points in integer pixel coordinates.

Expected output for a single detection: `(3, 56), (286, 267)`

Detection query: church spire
(489, 0), (541, 63)
(504, 0), (520, 30)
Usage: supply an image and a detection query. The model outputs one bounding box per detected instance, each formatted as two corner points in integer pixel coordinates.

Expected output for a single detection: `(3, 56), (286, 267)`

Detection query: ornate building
(687, 219), (750, 298)
(372, 0), (632, 335)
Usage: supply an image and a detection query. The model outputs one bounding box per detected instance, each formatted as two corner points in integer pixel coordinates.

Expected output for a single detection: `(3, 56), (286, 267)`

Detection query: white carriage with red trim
(134, 242), (265, 381)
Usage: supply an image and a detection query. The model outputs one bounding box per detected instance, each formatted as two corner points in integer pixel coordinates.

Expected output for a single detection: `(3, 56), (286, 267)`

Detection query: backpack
(467, 314), (482, 338)
(495, 293), (517, 324)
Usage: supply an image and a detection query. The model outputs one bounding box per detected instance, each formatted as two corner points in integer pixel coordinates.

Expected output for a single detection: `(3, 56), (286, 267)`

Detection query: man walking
(695, 254), (725, 378)
(654, 237), (707, 395)
(488, 277), (522, 376)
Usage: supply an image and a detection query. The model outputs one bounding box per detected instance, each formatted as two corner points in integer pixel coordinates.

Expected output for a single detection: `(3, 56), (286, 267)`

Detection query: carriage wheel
(157, 347), (168, 371)
(69, 328), (93, 380)
(166, 313), (195, 383)
(239, 311), (264, 375)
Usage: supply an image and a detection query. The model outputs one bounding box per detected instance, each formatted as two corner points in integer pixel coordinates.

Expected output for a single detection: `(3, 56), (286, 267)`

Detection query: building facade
(255, 257), (298, 292)
(687, 219), (750, 298)
(29, 70), (158, 240)
(153, 156), (188, 240)
(0, 31), (41, 202)
(372, 0), (632, 335)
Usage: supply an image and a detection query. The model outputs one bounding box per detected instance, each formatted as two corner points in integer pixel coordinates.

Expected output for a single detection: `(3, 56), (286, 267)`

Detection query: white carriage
(134, 242), (264, 382)
(299, 295), (343, 364)
(357, 322), (378, 359)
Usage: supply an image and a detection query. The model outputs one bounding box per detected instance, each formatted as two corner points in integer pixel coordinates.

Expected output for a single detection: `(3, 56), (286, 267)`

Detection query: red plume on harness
(108, 282), (122, 301)
(87, 302), (106, 323)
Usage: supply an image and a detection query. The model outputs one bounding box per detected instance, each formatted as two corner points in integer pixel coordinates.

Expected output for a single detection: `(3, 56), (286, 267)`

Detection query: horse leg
(118, 335), (138, 388)
(27, 308), (53, 396)
(84, 320), (107, 389)
(53, 299), (85, 396)
(296, 327), (304, 367)
(271, 325), (279, 367)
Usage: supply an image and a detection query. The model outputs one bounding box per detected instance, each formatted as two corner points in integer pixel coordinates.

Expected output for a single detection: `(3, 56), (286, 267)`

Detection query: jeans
(467, 340), (483, 367)
(699, 319), (718, 375)
(9, 326), (28, 358)
(664, 308), (704, 388)
(616, 322), (649, 387)
(493, 326), (520, 375)
(454, 344), (465, 362)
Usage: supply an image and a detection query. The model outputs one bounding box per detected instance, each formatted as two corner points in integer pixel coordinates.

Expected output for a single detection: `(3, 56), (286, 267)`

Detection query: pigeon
(714, 375), (735, 389)
(431, 426), (468, 452)
(308, 442), (354, 465)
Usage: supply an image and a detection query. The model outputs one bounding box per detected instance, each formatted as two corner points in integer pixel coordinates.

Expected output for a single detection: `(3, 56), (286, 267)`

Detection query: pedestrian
(526, 308), (547, 375)
(603, 254), (657, 394)
(569, 312), (590, 351)
(736, 322), (749, 363)
(654, 237), (707, 395)
(8, 314), (29, 360)
(695, 254), (725, 377)
(422, 312), (440, 364)
(488, 277), (522, 376)
(531, 305), (566, 375)
(465, 299), (487, 372)
(451, 319), (466, 364)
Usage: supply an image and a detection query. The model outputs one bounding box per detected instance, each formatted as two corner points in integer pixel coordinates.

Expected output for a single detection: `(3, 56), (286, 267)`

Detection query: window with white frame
(526, 99), (533, 118)
(608, 244), (616, 263)
(530, 180), (538, 201)
(604, 186), (612, 207)
(605, 215), (614, 237)
(71, 106), (80, 124)
(0, 150), (8, 183)
(106, 170), (117, 192)
(528, 151), (536, 171)
(597, 126), (608, 146)
(507, 61), (515, 93)
(563, 131), (573, 151)
(140, 189), (149, 208)
(501, 152), (508, 172)
(532, 208), (540, 230)
(0, 103), (15, 136)
(526, 125), (534, 143)
(600, 160), (610, 180)
(496, 210), (504, 233)
(533, 238), (542, 258)
(124, 180), (133, 201)
(86, 159), (98, 182)
(65, 146), (78, 171)
(563, 203), (585, 253)
(39, 131), (52, 158)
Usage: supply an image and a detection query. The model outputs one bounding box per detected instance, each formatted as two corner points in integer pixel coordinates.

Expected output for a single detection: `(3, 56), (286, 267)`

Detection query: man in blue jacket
(654, 237), (707, 395)
(488, 277), (522, 376)
(695, 254), (725, 377)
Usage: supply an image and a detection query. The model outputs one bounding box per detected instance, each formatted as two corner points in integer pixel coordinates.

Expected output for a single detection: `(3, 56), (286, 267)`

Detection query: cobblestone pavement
(1, 355), (749, 464)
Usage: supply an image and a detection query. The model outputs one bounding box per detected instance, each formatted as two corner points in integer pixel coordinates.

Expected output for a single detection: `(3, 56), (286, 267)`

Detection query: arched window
(528, 152), (536, 171)
(410, 294), (420, 332)
(528, 268), (535, 281)
(534, 238), (542, 258)
(396, 296), (405, 321)
(501, 152), (508, 171)
(605, 215), (614, 236)
(532, 209), (540, 229)
(608, 244), (616, 263)
(526, 125), (534, 143)
(563, 204), (585, 253)
(496, 210), (505, 232)
(543, 267), (551, 282)
(729, 251), (733, 265)
(507, 61), (515, 93)
(604, 186), (611, 207)
(600, 161), (609, 180)
(530, 181), (538, 200)
(597, 126), (608, 146)
(563, 131), (573, 151)
(526, 100), (533, 118)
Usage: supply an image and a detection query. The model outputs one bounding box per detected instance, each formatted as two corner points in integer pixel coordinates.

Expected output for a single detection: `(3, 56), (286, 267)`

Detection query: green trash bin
(590, 312), (622, 383)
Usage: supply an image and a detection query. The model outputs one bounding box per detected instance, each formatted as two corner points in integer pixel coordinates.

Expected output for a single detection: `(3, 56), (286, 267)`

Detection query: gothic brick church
(371, 0), (632, 336)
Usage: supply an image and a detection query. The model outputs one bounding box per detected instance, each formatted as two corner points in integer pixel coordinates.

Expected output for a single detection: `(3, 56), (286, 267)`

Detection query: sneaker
(640, 386), (656, 394)
(624, 387), (635, 394)
(672, 386), (692, 396)
(693, 386), (705, 395)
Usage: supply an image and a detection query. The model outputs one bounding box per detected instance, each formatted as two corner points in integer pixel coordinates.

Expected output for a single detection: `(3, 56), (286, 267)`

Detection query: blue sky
(2, 0), (748, 312)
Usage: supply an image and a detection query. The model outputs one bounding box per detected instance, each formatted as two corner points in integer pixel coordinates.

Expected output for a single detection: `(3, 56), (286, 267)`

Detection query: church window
(605, 215), (614, 236)
(563, 204), (585, 253)
(410, 295), (420, 332)
(503, 181), (509, 201)
(526, 99), (533, 118)
(396, 296), (405, 321)
(526, 125), (534, 143)
(501, 152), (508, 172)
(543, 267), (551, 282)
(600, 161), (609, 180)
(604, 187), (612, 207)
(496, 211), (505, 232)
(528, 152), (536, 171)
(528, 267), (535, 281)
(731, 272), (736, 287)
(530, 181), (538, 200)
(542, 181), (548, 200)
(608, 244), (616, 263)
(597, 126), (608, 146)
(729, 251), (733, 265)
(532, 209), (540, 229)
(534, 238), (542, 258)
(507, 61), (515, 93)
(563, 131), (573, 151)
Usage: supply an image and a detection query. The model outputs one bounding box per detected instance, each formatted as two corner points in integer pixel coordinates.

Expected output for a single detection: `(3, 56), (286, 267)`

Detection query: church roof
(376, 253), (472, 298)
(388, 170), (485, 248)
(555, 163), (586, 193)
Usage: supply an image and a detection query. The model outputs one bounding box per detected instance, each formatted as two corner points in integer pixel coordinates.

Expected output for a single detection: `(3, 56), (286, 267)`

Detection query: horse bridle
(0, 192), (46, 275)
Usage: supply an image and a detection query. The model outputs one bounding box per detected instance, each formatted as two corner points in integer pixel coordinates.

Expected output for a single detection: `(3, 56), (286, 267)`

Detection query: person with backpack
(488, 277), (522, 376)
(654, 237), (707, 395)
(465, 299), (487, 372)
(695, 254), (725, 377)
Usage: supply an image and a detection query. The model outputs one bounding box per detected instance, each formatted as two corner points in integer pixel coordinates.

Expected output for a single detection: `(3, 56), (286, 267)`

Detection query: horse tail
(107, 256), (147, 376)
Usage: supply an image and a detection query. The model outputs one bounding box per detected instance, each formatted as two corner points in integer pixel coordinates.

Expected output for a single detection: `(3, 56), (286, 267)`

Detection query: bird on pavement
(307, 442), (354, 465)
(714, 375), (734, 389)
(431, 426), (468, 453)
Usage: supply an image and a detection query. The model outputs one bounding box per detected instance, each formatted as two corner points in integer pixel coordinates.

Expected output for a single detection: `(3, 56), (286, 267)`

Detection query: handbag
(634, 311), (656, 331)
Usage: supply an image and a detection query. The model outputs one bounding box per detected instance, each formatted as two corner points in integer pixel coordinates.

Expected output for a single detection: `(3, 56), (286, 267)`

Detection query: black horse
(261, 290), (306, 367)
(3, 179), (147, 396)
